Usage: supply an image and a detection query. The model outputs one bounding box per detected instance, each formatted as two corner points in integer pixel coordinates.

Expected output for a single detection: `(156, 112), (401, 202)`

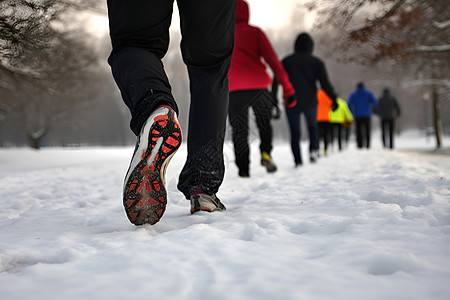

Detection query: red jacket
(229, 0), (294, 98)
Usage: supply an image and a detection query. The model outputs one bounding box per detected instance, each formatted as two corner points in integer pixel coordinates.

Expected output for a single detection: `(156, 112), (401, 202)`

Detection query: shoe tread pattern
(124, 110), (182, 225)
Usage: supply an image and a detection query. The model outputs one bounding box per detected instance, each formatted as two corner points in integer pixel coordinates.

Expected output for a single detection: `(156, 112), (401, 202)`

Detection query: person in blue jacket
(347, 82), (378, 149)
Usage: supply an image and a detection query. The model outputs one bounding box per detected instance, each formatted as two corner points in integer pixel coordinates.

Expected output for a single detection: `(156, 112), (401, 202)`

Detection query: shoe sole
(123, 108), (182, 225)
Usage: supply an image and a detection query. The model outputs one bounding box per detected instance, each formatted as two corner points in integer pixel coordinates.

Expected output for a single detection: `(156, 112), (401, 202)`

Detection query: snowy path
(0, 134), (449, 300)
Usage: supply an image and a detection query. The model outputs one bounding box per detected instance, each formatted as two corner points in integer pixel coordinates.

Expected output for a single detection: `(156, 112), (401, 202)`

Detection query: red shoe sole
(123, 109), (182, 225)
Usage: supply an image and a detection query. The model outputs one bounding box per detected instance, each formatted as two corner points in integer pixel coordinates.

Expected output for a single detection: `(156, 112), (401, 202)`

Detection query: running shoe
(123, 107), (182, 225)
(190, 190), (226, 214)
(261, 151), (277, 173)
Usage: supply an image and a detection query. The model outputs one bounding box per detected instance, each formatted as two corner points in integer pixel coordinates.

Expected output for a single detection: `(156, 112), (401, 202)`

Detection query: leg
(251, 90), (273, 155)
(286, 106), (302, 165)
(323, 122), (330, 155)
(303, 107), (319, 153)
(108, 1), (183, 225)
(318, 122), (325, 153)
(177, 0), (236, 198)
(361, 118), (366, 148)
(355, 118), (363, 148)
(382, 119), (387, 147)
(107, 0), (178, 135)
(366, 117), (371, 148)
(228, 90), (252, 176)
(345, 127), (350, 147)
(329, 123), (336, 151)
(337, 124), (343, 151)
(389, 119), (394, 149)
(252, 90), (277, 172)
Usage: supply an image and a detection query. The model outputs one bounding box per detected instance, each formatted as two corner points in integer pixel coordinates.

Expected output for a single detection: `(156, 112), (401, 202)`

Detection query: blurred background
(0, 0), (448, 149)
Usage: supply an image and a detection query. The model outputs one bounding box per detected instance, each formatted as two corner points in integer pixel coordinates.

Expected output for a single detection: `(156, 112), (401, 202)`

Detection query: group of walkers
(106, 0), (401, 226)
(347, 82), (401, 150)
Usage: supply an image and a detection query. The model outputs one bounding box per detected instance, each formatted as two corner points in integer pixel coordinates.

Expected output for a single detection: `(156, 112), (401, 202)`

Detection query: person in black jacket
(272, 32), (336, 166)
(376, 88), (401, 149)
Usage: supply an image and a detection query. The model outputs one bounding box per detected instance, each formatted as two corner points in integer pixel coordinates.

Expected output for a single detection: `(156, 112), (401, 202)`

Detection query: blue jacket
(347, 87), (378, 118)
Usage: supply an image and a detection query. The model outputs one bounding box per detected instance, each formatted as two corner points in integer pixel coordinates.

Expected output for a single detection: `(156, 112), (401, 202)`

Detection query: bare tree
(0, 0), (104, 148)
(307, 0), (450, 147)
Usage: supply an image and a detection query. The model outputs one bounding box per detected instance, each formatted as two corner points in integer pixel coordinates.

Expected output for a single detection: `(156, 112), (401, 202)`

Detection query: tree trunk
(432, 85), (442, 148)
(28, 135), (43, 150)
(26, 125), (50, 150)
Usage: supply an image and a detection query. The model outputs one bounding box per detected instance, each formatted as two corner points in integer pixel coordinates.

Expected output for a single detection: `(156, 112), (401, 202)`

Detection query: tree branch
(341, 0), (368, 31)
(434, 20), (450, 29)
(349, 0), (407, 33)
(413, 44), (450, 53)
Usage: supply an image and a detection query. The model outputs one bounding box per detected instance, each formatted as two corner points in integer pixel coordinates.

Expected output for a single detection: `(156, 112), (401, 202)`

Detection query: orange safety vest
(316, 89), (332, 122)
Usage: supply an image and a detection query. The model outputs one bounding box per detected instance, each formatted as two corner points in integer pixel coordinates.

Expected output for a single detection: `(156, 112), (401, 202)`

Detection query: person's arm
(347, 95), (355, 114)
(258, 29), (295, 99)
(317, 60), (337, 110)
(371, 92), (379, 108)
(344, 104), (354, 123)
(373, 97), (381, 115)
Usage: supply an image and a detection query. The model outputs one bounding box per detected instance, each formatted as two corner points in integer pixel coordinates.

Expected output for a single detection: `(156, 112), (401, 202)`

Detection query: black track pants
(107, 0), (236, 198)
(228, 89), (274, 175)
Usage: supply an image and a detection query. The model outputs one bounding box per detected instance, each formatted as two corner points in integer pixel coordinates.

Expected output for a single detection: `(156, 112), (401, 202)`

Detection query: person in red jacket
(228, 0), (296, 177)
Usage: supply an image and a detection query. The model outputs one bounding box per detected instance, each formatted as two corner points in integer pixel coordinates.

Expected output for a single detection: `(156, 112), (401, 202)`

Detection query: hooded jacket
(272, 33), (336, 110)
(347, 84), (378, 118)
(376, 88), (401, 119)
(228, 0), (294, 98)
(330, 98), (353, 124)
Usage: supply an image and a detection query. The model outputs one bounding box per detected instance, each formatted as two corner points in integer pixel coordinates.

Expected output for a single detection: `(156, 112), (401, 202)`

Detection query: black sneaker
(190, 190), (226, 214)
(123, 107), (182, 225)
(238, 169), (250, 178)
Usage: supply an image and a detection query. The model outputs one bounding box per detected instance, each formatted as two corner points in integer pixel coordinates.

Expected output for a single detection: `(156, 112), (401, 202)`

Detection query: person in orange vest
(316, 89), (333, 156)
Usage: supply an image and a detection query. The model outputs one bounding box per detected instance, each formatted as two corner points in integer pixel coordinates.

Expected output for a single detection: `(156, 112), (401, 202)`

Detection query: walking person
(228, 0), (296, 177)
(316, 89), (333, 156)
(329, 96), (353, 151)
(107, 0), (236, 225)
(376, 88), (401, 149)
(347, 82), (378, 149)
(272, 32), (337, 166)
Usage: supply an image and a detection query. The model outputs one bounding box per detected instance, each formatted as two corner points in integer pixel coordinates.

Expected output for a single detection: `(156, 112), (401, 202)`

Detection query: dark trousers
(228, 90), (273, 175)
(285, 106), (319, 165)
(330, 123), (343, 150)
(344, 127), (351, 147)
(382, 119), (395, 149)
(107, 0), (236, 198)
(355, 117), (371, 148)
(318, 122), (332, 153)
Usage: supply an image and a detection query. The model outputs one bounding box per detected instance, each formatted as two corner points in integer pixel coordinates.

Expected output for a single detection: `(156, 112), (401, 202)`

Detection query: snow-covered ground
(1, 131), (449, 300)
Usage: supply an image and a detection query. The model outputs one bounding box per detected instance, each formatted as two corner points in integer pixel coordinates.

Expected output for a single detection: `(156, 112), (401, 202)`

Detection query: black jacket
(376, 89), (401, 119)
(272, 33), (336, 110)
